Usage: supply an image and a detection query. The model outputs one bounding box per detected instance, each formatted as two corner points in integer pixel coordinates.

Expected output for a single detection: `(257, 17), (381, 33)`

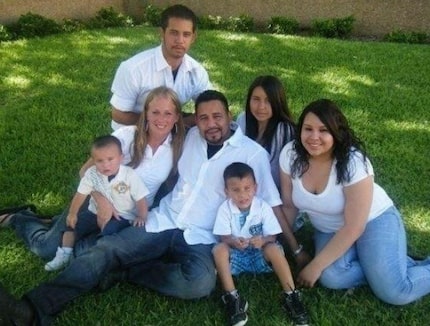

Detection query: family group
(1, 4), (429, 326)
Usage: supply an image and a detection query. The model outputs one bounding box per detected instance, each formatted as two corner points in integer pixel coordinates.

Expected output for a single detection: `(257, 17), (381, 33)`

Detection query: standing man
(0, 90), (306, 325)
(110, 4), (211, 130)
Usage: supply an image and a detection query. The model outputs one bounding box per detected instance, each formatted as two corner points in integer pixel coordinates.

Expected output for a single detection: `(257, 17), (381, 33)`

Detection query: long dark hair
(291, 99), (367, 184)
(245, 75), (294, 154)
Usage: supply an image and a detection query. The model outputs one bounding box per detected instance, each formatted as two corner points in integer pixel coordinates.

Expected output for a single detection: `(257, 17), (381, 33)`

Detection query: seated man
(0, 90), (303, 325)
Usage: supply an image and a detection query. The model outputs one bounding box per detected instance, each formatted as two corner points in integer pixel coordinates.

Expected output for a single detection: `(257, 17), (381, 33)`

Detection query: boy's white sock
(60, 246), (73, 255)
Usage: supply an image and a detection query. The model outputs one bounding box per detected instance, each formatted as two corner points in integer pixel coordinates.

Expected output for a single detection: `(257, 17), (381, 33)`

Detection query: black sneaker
(283, 290), (309, 326)
(221, 291), (249, 326)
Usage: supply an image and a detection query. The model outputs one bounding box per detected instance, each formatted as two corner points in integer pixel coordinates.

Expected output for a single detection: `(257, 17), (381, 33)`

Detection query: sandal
(0, 213), (13, 227)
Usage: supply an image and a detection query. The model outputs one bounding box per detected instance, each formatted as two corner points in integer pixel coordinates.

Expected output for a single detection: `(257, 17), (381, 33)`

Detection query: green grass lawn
(0, 26), (429, 325)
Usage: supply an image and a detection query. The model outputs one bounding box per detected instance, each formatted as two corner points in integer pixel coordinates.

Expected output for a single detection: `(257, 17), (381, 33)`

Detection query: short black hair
(160, 4), (197, 32)
(223, 162), (256, 184)
(195, 90), (229, 114)
(92, 135), (122, 154)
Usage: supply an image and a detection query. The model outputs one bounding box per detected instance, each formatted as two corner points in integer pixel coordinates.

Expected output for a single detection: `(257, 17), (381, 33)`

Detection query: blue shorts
(230, 243), (283, 275)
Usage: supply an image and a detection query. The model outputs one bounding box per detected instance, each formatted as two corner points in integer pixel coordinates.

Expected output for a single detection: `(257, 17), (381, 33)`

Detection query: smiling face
(301, 112), (334, 160)
(92, 144), (123, 177)
(225, 175), (257, 212)
(161, 17), (195, 62)
(249, 86), (273, 125)
(146, 95), (179, 138)
(195, 100), (232, 145)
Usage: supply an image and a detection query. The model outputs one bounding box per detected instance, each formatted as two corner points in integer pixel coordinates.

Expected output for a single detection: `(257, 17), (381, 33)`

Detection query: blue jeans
(10, 207), (98, 260)
(314, 206), (430, 305)
(25, 227), (216, 320)
(73, 209), (131, 238)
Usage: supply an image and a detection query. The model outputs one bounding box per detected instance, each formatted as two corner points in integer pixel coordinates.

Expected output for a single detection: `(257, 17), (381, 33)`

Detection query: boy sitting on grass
(45, 135), (149, 271)
(212, 162), (309, 326)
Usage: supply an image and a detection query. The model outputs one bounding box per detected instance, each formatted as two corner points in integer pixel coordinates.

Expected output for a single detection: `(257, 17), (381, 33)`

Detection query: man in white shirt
(0, 90), (301, 325)
(110, 4), (212, 130)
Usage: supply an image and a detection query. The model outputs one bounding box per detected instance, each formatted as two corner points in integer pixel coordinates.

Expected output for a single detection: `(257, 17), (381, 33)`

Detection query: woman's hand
(296, 261), (322, 288)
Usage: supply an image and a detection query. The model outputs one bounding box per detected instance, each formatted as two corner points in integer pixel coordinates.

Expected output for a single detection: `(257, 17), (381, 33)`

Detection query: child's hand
(133, 216), (146, 227)
(66, 214), (77, 229)
(249, 235), (264, 249)
(233, 237), (249, 250)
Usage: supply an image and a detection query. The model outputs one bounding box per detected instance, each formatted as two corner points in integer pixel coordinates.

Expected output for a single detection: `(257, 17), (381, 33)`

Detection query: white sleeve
(129, 169), (150, 201)
(279, 141), (294, 175)
(213, 202), (232, 236)
(110, 61), (139, 112)
(76, 169), (95, 195)
(344, 150), (374, 186)
(249, 150), (282, 207)
(190, 66), (212, 101)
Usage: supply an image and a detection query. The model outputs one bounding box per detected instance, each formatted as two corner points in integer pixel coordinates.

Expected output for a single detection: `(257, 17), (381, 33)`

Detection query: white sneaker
(44, 247), (72, 271)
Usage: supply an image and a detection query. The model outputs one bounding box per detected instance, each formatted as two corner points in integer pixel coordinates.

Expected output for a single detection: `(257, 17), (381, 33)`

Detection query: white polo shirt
(145, 123), (282, 245)
(79, 165), (149, 221)
(213, 196), (282, 238)
(112, 125), (173, 207)
(110, 45), (212, 130)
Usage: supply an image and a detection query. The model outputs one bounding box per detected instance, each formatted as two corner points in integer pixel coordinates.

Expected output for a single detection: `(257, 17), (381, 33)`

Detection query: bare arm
(133, 197), (149, 227)
(279, 171), (311, 268)
(79, 158), (94, 178)
(297, 176), (373, 287)
(111, 107), (140, 126)
(279, 170), (299, 227)
(67, 192), (88, 229)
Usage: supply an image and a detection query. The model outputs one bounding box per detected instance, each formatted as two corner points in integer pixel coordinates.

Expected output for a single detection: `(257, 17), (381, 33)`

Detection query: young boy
(45, 135), (149, 271)
(212, 162), (309, 326)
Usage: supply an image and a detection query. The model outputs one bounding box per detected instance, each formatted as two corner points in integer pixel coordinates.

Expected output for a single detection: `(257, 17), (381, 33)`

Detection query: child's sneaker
(283, 290), (309, 326)
(221, 291), (249, 326)
(44, 247), (72, 271)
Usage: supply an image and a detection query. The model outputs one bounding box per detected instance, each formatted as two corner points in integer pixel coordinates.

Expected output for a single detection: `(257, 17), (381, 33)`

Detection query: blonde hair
(128, 86), (185, 178)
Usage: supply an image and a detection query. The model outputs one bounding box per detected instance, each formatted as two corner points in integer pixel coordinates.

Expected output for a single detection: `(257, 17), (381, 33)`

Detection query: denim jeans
(25, 227), (216, 321)
(314, 206), (430, 305)
(73, 209), (131, 238)
(10, 210), (67, 260)
(10, 207), (97, 260)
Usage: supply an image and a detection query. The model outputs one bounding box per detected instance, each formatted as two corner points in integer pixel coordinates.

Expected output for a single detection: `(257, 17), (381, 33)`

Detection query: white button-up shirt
(110, 45), (212, 130)
(112, 125), (173, 207)
(146, 123), (282, 245)
(213, 196), (282, 239)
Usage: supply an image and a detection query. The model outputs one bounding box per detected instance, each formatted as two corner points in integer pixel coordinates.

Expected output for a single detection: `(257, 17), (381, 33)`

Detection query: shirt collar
(155, 45), (191, 72)
(223, 122), (243, 148)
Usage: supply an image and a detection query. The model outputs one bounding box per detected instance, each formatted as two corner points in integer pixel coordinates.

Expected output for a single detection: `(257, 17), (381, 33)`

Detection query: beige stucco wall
(149, 0), (430, 37)
(0, 0), (429, 37)
(0, 0), (125, 24)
